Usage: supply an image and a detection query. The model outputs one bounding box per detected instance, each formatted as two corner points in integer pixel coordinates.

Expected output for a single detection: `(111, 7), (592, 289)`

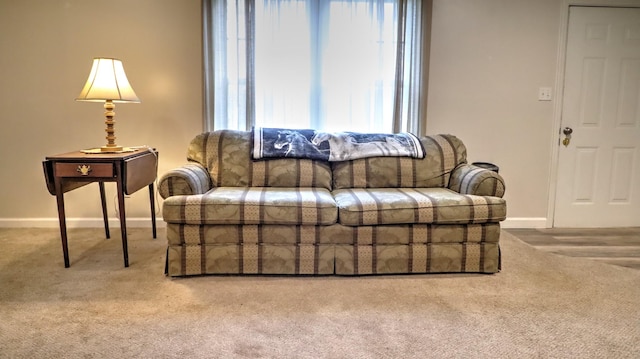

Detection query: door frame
(547, 0), (640, 228)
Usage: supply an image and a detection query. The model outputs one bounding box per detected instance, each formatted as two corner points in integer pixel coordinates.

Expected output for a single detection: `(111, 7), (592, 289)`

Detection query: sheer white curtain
(203, 0), (425, 134)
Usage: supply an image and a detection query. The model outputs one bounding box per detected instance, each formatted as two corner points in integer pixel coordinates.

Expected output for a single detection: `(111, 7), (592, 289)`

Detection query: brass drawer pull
(77, 165), (92, 176)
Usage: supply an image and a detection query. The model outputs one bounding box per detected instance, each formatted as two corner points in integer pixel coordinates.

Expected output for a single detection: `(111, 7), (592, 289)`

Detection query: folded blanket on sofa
(252, 127), (425, 161)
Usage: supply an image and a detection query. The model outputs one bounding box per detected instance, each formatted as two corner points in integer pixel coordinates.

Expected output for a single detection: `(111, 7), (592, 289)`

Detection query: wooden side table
(43, 148), (158, 268)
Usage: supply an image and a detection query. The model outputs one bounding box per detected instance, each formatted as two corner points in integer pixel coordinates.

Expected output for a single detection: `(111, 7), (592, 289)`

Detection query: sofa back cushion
(187, 130), (333, 189)
(332, 134), (467, 189)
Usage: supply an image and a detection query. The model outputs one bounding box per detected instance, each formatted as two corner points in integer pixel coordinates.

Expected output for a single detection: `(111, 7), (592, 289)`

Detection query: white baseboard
(3, 217), (547, 229)
(0, 218), (166, 228)
(502, 217), (549, 229)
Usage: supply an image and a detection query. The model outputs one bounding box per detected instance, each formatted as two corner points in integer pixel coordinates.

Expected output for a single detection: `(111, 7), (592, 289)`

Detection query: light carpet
(0, 228), (638, 358)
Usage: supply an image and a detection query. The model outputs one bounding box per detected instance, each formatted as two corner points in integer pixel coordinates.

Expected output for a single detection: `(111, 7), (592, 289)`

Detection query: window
(204, 0), (426, 134)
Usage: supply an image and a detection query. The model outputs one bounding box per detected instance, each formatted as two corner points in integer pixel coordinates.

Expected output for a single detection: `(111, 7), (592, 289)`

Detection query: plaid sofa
(159, 130), (506, 277)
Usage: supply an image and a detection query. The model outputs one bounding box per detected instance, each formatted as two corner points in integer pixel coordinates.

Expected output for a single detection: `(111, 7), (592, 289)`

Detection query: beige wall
(428, 0), (561, 226)
(1, 0), (565, 227)
(0, 0), (203, 225)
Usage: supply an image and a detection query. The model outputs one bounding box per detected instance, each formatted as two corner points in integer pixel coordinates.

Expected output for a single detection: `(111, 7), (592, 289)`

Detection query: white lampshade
(76, 58), (140, 102)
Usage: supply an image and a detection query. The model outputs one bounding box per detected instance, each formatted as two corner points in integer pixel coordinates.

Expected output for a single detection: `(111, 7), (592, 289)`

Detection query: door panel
(555, 6), (640, 227)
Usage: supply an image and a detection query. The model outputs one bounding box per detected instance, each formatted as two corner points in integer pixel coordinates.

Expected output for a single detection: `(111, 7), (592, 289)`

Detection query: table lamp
(76, 57), (140, 153)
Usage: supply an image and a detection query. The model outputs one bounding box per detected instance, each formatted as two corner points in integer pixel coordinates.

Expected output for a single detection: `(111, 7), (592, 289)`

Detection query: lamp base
(81, 147), (136, 154)
(101, 145), (124, 152)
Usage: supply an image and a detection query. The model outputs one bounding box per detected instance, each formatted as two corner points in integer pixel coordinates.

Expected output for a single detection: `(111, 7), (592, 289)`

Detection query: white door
(555, 6), (640, 228)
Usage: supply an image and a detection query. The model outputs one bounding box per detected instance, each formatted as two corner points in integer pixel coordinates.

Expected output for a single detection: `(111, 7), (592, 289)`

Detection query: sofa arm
(449, 164), (506, 197)
(158, 162), (213, 199)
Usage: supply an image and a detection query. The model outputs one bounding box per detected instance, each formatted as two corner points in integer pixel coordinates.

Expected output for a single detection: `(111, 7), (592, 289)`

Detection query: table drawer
(55, 162), (114, 178)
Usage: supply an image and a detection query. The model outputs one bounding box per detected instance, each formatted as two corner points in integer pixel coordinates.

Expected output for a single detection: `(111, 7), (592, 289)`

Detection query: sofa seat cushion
(162, 187), (338, 225)
(333, 188), (506, 226)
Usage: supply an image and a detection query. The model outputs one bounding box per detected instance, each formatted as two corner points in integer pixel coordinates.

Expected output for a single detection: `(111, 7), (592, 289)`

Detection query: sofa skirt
(166, 242), (500, 277)
(334, 243), (500, 275)
(167, 244), (336, 276)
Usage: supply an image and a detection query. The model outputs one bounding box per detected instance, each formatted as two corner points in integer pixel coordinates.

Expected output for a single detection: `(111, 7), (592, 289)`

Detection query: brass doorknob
(562, 127), (573, 147)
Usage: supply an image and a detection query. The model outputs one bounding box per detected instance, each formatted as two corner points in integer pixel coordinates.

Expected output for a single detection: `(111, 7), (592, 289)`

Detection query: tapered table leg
(115, 168), (129, 267)
(149, 183), (156, 239)
(99, 182), (110, 239)
(54, 180), (70, 268)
